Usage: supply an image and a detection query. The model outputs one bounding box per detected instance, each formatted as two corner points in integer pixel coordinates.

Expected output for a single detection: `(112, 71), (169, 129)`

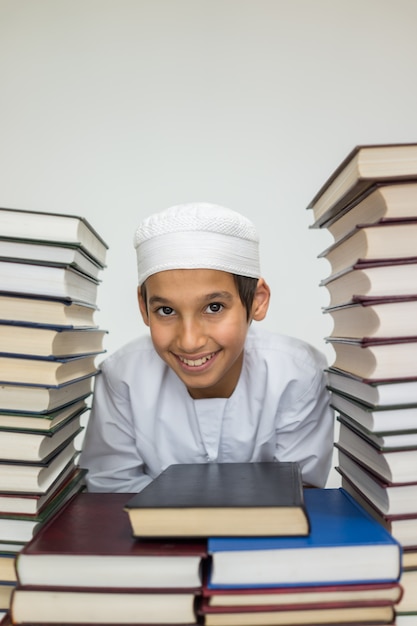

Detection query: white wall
(1, 0), (417, 486)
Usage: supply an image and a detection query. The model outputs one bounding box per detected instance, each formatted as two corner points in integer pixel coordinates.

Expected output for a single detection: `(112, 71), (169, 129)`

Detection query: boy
(80, 202), (334, 492)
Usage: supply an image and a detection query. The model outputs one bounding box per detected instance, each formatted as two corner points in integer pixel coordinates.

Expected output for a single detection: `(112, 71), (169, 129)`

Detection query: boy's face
(138, 269), (269, 400)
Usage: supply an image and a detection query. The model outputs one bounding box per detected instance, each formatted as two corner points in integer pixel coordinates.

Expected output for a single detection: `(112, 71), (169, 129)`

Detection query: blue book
(208, 488), (402, 588)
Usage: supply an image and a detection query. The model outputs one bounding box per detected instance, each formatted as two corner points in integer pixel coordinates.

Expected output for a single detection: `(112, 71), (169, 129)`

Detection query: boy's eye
(157, 306), (175, 317)
(206, 303), (223, 313)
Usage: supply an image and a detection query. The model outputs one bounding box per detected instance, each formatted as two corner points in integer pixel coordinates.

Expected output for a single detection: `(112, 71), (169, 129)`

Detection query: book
(0, 413), (82, 462)
(336, 413), (417, 450)
(321, 260), (417, 307)
(319, 222), (417, 276)
(124, 462), (309, 538)
(0, 465), (85, 516)
(330, 390), (417, 433)
(325, 297), (417, 339)
(0, 469), (85, 543)
(0, 238), (104, 280)
(198, 599), (395, 626)
(403, 548), (417, 569)
(0, 261), (99, 305)
(10, 588), (198, 625)
(0, 553), (17, 584)
(0, 325), (106, 358)
(307, 143), (417, 227)
(337, 449), (417, 516)
(0, 207), (108, 267)
(336, 413), (417, 449)
(327, 337), (417, 380)
(326, 181), (417, 242)
(0, 293), (98, 328)
(0, 354), (99, 386)
(202, 576), (403, 608)
(0, 399), (87, 432)
(340, 474), (417, 548)
(207, 488), (401, 588)
(336, 421), (417, 483)
(0, 583), (15, 608)
(395, 568), (417, 614)
(397, 615), (417, 626)
(0, 376), (93, 413)
(16, 492), (206, 589)
(0, 439), (78, 493)
(326, 367), (417, 407)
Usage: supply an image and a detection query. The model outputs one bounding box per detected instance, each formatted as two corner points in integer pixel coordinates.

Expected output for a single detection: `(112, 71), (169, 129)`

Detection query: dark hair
(140, 274), (258, 321)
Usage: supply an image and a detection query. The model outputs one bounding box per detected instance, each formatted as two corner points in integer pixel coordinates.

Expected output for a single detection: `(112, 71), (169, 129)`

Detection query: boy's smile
(138, 269), (269, 399)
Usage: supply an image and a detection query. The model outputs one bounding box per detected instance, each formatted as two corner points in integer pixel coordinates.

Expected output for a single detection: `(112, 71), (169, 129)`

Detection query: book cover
(16, 492), (207, 589)
(0, 325), (106, 359)
(0, 293), (98, 329)
(319, 222), (417, 276)
(0, 354), (99, 387)
(10, 587), (198, 626)
(197, 599), (395, 626)
(124, 462), (309, 538)
(335, 468), (417, 536)
(0, 207), (108, 267)
(321, 259), (417, 308)
(207, 488), (401, 588)
(326, 367), (417, 406)
(202, 571), (403, 607)
(0, 377), (93, 413)
(329, 390), (417, 432)
(0, 440), (78, 494)
(327, 337), (417, 380)
(307, 143), (417, 227)
(336, 414), (417, 450)
(325, 181), (417, 242)
(0, 400), (88, 433)
(336, 421), (417, 483)
(0, 261), (99, 306)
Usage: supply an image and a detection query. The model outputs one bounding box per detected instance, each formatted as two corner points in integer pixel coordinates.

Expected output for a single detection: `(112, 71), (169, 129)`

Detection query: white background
(1, 0), (417, 486)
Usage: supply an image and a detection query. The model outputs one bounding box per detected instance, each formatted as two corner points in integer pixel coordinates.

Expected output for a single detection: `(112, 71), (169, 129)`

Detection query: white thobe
(80, 326), (334, 492)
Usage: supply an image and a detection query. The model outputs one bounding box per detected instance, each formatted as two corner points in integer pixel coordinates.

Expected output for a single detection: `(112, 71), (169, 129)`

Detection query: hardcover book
(124, 462), (309, 538)
(0, 293), (98, 329)
(0, 377), (93, 413)
(0, 207), (108, 267)
(307, 143), (417, 227)
(326, 368), (417, 407)
(207, 488), (401, 588)
(321, 260), (417, 307)
(16, 492), (206, 589)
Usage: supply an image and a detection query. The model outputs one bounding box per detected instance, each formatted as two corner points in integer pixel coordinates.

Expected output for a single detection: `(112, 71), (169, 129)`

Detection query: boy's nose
(177, 319), (206, 353)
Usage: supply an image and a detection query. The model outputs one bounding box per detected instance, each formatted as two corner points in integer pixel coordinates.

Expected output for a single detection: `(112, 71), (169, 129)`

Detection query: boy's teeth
(180, 354), (214, 367)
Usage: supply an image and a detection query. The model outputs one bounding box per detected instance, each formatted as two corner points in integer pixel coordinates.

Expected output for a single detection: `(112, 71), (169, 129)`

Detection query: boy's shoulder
(246, 326), (327, 370)
(100, 334), (158, 371)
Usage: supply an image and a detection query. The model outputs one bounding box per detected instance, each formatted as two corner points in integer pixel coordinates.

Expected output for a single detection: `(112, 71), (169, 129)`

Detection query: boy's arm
(274, 361), (334, 488)
(79, 369), (153, 493)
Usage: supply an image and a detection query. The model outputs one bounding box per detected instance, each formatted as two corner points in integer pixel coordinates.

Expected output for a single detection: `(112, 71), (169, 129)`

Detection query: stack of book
(0, 207), (108, 620)
(307, 142), (417, 624)
(9, 462), (403, 625)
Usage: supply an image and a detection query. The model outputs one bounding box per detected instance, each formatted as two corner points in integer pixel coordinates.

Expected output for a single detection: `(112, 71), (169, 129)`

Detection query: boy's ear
(251, 278), (271, 322)
(137, 287), (150, 326)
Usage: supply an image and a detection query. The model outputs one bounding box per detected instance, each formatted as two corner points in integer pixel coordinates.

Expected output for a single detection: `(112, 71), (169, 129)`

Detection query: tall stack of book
(9, 462), (403, 625)
(307, 143), (417, 624)
(0, 207), (108, 620)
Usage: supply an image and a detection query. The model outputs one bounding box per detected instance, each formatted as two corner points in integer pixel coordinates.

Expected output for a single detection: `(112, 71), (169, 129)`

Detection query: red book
(198, 595), (396, 626)
(15, 492), (206, 590)
(202, 574), (403, 609)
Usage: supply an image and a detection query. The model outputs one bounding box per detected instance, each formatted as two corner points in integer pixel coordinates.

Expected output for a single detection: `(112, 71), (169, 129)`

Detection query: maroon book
(15, 492), (206, 590)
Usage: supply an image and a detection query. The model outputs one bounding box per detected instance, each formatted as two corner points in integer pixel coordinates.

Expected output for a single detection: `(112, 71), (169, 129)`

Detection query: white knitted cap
(133, 202), (260, 285)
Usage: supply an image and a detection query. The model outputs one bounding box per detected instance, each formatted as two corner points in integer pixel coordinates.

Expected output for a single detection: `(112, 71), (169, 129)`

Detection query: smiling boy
(80, 203), (334, 492)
